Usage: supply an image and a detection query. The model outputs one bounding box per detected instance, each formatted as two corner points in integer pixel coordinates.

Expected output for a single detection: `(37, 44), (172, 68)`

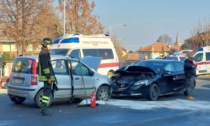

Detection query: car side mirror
(89, 68), (95, 76)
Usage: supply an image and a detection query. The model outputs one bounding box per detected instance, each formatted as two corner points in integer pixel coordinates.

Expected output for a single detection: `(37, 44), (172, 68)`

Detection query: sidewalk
(197, 75), (210, 78)
(0, 89), (7, 94)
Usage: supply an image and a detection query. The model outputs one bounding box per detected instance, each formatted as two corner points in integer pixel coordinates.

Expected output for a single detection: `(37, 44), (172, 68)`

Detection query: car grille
(115, 79), (132, 88)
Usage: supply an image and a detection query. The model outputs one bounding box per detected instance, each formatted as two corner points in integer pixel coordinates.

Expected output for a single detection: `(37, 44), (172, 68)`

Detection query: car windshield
(166, 56), (186, 62)
(120, 61), (137, 67)
(50, 49), (69, 55)
(180, 57), (186, 62)
(135, 61), (165, 73)
(168, 57), (178, 61)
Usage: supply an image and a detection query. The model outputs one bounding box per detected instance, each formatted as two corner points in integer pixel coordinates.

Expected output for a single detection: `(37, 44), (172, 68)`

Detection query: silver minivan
(7, 55), (110, 107)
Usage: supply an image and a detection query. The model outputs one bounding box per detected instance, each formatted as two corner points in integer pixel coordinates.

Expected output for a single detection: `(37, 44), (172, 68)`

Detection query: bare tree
(157, 34), (173, 45)
(188, 19), (210, 50)
(0, 0), (61, 55)
(57, 0), (104, 34)
(111, 34), (124, 61)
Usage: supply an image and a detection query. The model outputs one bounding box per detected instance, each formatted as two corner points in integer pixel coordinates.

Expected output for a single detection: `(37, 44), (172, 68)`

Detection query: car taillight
(31, 60), (37, 85)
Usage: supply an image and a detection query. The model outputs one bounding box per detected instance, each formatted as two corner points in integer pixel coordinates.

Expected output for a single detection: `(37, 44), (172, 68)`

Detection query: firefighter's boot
(40, 103), (51, 116)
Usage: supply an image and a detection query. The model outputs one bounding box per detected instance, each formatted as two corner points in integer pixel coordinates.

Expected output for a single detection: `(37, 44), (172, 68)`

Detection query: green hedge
(2, 52), (15, 63)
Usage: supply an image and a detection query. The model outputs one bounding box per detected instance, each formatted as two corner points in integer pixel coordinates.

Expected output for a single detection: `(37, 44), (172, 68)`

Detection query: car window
(83, 49), (114, 60)
(83, 49), (98, 57)
(164, 63), (174, 72)
(98, 49), (114, 59)
(51, 59), (67, 75)
(68, 60), (89, 76)
(206, 52), (210, 61)
(174, 62), (184, 72)
(12, 58), (34, 74)
(180, 57), (186, 62)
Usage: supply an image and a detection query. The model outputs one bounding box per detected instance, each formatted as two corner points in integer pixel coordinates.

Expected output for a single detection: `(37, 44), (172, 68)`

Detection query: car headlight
(133, 80), (149, 86)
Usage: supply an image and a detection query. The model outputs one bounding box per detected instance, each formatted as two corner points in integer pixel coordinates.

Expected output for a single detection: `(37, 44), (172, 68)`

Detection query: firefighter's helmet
(42, 38), (52, 47)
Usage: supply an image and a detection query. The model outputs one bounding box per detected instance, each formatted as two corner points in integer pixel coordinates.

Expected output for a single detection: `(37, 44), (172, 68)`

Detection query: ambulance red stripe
(98, 63), (119, 68)
(195, 62), (210, 65)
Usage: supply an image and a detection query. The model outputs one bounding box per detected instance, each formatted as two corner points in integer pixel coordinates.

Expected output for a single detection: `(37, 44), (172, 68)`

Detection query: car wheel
(34, 89), (53, 108)
(147, 84), (159, 101)
(96, 86), (110, 101)
(9, 95), (26, 104)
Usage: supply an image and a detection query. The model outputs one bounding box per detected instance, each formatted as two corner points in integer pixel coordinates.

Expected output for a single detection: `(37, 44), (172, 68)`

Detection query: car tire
(147, 84), (159, 101)
(96, 86), (110, 101)
(9, 95), (26, 104)
(34, 89), (53, 108)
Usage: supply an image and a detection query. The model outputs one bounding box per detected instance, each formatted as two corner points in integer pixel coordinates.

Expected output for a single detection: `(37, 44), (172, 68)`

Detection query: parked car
(110, 59), (187, 100)
(7, 55), (110, 107)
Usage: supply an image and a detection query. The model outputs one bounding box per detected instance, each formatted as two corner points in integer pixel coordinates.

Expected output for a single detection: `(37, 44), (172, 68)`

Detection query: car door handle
(75, 78), (80, 80)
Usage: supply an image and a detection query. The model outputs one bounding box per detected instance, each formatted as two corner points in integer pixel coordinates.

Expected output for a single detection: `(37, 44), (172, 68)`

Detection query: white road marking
(0, 121), (14, 126)
(106, 99), (210, 110)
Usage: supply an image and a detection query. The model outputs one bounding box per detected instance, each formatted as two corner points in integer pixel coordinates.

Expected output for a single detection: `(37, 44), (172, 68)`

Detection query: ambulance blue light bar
(53, 38), (60, 44)
(52, 37), (79, 44)
(61, 38), (79, 43)
(173, 51), (179, 55)
(196, 48), (203, 52)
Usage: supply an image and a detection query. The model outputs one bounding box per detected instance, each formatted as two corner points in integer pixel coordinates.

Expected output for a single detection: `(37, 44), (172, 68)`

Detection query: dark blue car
(110, 59), (187, 100)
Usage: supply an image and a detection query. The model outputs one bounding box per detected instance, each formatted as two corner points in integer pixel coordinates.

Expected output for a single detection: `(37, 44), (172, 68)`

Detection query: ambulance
(50, 34), (119, 77)
(193, 46), (210, 76)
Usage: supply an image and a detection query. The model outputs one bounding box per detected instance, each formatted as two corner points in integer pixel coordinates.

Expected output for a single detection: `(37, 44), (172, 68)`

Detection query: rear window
(12, 58), (34, 74)
(83, 49), (114, 59)
(50, 49), (69, 55)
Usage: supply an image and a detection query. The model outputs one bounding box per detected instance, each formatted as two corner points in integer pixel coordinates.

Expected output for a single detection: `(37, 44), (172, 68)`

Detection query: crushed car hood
(115, 65), (156, 75)
(81, 56), (102, 71)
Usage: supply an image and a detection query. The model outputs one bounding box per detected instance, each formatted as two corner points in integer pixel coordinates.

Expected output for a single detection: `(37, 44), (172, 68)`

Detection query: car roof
(141, 59), (183, 63)
(16, 55), (78, 61)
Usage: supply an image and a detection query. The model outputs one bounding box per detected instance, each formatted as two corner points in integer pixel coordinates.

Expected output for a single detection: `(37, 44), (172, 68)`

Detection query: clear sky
(92, 0), (210, 51)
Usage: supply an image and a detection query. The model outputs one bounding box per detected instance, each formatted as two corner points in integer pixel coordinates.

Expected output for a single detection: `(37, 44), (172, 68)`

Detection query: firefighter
(38, 38), (57, 116)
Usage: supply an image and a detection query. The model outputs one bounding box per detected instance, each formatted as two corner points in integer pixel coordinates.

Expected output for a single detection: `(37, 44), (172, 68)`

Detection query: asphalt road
(1, 76), (210, 126)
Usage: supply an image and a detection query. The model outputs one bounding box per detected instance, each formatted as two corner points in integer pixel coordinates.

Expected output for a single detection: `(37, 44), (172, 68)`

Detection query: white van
(50, 34), (119, 77)
(193, 46), (210, 75)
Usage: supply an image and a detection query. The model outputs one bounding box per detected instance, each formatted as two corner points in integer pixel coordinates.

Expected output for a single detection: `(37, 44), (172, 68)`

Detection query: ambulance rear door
(205, 52), (210, 74)
(194, 52), (206, 75)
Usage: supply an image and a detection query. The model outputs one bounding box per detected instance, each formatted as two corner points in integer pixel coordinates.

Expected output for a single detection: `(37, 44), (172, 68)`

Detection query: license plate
(14, 79), (24, 84)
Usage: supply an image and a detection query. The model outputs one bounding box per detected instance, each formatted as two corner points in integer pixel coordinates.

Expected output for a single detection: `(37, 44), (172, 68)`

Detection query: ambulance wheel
(107, 70), (114, 78)
(9, 95), (26, 104)
(96, 86), (110, 101)
(34, 89), (53, 108)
